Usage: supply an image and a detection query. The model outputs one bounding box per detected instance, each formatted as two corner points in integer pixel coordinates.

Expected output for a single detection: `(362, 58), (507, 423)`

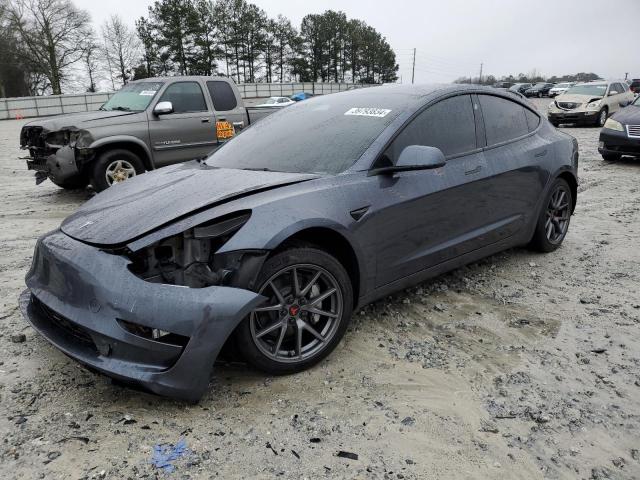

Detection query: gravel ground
(0, 98), (639, 479)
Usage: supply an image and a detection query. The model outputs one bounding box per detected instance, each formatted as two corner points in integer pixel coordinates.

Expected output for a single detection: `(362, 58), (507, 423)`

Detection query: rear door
(206, 80), (247, 138)
(475, 93), (548, 239)
(148, 80), (217, 167)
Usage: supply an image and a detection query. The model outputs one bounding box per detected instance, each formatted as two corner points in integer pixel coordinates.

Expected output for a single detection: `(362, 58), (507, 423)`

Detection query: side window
(206, 81), (238, 111)
(385, 94), (477, 162)
(524, 108), (540, 132)
(478, 95), (529, 146)
(159, 82), (207, 113)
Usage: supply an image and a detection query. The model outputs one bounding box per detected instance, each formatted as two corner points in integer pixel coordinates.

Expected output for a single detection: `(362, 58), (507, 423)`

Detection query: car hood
(25, 110), (146, 131)
(555, 93), (602, 103)
(61, 162), (318, 246)
(611, 105), (640, 124)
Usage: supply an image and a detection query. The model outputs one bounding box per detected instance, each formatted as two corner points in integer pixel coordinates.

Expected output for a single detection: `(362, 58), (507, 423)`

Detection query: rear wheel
(529, 178), (572, 252)
(90, 149), (144, 192)
(236, 247), (353, 375)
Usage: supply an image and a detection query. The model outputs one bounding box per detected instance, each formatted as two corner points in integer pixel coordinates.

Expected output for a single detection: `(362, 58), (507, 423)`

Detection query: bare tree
(83, 37), (100, 92)
(8, 0), (93, 94)
(102, 14), (140, 86)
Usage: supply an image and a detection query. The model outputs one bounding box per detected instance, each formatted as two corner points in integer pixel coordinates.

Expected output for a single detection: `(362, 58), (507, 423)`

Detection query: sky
(75, 0), (640, 83)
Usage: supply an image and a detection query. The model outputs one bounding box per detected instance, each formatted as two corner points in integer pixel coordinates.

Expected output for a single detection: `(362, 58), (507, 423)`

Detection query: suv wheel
(596, 108), (608, 127)
(91, 149), (145, 192)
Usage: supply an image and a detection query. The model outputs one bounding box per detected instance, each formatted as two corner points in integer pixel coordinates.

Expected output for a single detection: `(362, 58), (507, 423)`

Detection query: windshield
(533, 83), (547, 88)
(556, 83), (571, 88)
(206, 91), (404, 174)
(565, 84), (607, 96)
(101, 82), (164, 111)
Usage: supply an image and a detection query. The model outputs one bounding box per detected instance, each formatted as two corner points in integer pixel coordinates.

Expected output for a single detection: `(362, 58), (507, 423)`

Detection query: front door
(359, 94), (496, 287)
(149, 81), (217, 167)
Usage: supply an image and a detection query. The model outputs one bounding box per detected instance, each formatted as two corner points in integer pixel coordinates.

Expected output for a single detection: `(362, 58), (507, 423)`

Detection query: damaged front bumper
(20, 230), (265, 401)
(20, 125), (93, 184)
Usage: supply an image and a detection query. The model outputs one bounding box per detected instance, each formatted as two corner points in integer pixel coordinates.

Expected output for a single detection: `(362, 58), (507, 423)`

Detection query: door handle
(201, 118), (211, 123)
(465, 165), (482, 175)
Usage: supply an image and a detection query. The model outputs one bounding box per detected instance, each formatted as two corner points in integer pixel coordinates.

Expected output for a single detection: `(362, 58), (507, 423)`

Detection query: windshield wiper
(241, 167), (277, 172)
(110, 106), (132, 112)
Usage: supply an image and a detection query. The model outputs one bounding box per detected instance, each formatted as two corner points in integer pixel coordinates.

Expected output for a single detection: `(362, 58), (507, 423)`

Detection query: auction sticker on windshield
(139, 90), (157, 96)
(344, 107), (391, 118)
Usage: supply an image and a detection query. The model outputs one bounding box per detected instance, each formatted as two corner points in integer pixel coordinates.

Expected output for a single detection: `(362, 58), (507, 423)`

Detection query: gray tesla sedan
(20, 84), (579, 401)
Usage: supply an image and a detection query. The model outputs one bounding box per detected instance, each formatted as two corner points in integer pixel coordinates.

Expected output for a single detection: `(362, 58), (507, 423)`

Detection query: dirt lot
(1, 98), (639, 479)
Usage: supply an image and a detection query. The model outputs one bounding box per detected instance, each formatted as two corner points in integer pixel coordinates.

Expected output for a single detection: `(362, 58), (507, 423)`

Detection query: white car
(255, 96), (295, 108)
(548, 82), (575, 98)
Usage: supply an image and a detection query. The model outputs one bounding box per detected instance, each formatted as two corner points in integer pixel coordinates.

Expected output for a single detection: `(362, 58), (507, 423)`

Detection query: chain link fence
(0, 82), (371, 120)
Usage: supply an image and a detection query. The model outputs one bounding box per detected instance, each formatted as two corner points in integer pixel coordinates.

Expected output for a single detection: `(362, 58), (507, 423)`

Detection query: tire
(601, 153), (621, 162)
(235, 247), (353, 375)
(90, 149), (145, 192)
(50, 175), (89, 190)
(529, 178), (572, 253)
(596, 108), (608, 127)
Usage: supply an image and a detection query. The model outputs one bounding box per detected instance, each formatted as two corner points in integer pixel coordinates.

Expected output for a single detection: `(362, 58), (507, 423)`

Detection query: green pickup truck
(19, 76), (278, 191)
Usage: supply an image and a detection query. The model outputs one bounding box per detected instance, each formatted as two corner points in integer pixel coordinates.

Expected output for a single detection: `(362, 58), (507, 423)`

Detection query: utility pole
(411, 48), (416, 84)
(478, 63), (483, 85)
(625, 72), (629, 80)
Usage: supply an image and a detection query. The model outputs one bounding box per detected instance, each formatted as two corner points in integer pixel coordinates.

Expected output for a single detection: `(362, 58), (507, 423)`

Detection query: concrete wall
(0, 83), (370, 120)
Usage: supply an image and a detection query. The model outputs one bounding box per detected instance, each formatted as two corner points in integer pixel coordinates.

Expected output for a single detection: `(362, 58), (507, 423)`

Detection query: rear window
(207, 81), (238, 111)
(479, 95), (529, 146)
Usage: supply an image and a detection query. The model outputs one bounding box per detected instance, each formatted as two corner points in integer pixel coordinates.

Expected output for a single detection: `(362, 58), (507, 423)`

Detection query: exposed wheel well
(276, 227), (360, 305)
(558, 172), (578, 213)
(93, 142), (153, 171)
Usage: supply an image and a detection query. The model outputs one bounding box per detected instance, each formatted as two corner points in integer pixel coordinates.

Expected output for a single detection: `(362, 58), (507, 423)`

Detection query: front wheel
(596, 108), (608, 127)
(235, 247), (353, 375)
(529, 178), (573, 252)
(91, 149), (144, 192)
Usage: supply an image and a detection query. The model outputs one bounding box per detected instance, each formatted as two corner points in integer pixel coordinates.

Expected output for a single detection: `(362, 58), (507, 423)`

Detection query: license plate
(216, 121), (235, 140)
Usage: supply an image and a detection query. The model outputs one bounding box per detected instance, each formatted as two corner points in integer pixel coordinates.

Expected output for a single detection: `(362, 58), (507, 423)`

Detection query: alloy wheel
(105, 159), (137, 185)
(250, 264), (343, 363)
(545, 186), (571, 244)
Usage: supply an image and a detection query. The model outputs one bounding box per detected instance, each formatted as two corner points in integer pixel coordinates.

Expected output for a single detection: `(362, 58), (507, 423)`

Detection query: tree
(83, 36), (100, 92)
(7, 0), (93, 94)
(102, 15), (140, 86)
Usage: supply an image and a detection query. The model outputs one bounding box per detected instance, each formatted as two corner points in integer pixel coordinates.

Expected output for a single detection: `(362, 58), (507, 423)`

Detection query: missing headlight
(127, 211), (253, 288)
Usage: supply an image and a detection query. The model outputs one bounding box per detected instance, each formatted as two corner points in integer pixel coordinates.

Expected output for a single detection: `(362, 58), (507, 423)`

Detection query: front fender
(89, 135), (154, 169)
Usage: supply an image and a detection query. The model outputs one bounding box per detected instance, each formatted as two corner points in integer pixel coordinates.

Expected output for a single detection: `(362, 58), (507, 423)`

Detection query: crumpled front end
(20, 230), (264, 401)
(19, 125), (94, 184)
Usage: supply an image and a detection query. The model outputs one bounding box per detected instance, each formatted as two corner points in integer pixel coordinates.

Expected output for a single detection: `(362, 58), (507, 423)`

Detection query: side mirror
(153, 101), (173, 115)
(370, 145), (446, 176)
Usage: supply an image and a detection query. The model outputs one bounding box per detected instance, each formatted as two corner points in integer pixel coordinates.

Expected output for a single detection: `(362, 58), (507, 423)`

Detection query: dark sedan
(525, 82), (555, 98)
(599, 95), (640, 161)
(20, 85), (579, 401)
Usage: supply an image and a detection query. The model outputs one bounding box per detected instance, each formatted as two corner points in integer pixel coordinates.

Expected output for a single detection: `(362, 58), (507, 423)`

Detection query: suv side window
(159, 82), (207, 113)
(384, 94), (477, 162)
(206, 81), (238, 111)
(478, 95), (529, 146)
